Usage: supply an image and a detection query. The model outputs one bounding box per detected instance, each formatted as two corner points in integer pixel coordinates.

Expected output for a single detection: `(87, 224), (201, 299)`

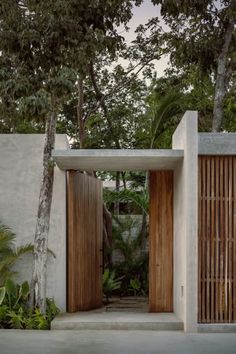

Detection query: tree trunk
(212, 15), (234, 132)
(114, 171), (120, 215)
(139, 211), (147, 251)
(103, 204), (113, 267)
(30, 110), (57, 313)
(77, 76), (85, 148)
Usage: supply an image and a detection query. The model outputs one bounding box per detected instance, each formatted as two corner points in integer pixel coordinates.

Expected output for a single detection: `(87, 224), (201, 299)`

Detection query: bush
(0, 223), (33, 286)
(0, 279), (59, 329)
(113, 254), (148, 296)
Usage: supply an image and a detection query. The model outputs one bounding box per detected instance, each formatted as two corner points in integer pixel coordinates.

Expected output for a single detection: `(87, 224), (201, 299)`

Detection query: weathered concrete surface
(51, 312), (183, 330)
(0, 134), (68, 311)
(198, 133), (236, 155)
(198, 324), (236, 333)
(172, 111), (198, 332)
(52, 149), (184, 171)
(1, 330), (236, 354)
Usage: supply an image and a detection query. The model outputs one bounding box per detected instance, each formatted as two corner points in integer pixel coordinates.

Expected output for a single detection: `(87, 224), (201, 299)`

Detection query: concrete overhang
(52, 149), (184, 171)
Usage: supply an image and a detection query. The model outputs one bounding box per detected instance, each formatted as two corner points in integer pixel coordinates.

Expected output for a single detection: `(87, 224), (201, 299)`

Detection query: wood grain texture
(149, 171), (173, 312)
(67, 171), (103, 312)
(198, 156), (236, 323)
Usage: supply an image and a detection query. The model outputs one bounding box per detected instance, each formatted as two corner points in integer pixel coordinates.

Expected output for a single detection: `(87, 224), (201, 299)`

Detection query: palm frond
(104, 189), (148, 215)
(150, 91), (184, 147)
(0, 225), (15, 253)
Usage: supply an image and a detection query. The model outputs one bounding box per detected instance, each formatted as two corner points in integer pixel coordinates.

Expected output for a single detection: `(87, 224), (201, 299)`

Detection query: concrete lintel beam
(52, 149), (184, 171)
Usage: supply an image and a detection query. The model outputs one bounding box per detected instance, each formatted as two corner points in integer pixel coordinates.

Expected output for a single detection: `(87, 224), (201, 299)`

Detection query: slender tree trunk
(30, 109), (57, 313)
(212, 15), (234, 132)
(121, 171), (126, 189)
(77, 76), (85, 148)
(114, 171), (120, 215)
(139, 212), (147, 249)
(103, 204), (113, 267)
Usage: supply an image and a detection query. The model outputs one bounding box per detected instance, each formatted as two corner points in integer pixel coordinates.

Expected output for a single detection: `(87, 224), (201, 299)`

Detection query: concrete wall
(0, 134), (68, 311)
(198, 133), (236, 155)
(172, 111), (198, 332)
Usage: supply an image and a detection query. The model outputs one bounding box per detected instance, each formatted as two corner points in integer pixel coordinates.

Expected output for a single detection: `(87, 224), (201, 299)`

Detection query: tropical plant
(113, 254), (148, 296)
(104, 188), (149, 216)
(0, 279), (59, 329)
(0, 223), (33, 286)
(129, 278), (141, 297)
(102, 269), (122, 304)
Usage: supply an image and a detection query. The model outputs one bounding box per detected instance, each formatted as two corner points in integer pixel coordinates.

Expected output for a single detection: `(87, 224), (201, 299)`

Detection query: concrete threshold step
(51, 312), (183, 331)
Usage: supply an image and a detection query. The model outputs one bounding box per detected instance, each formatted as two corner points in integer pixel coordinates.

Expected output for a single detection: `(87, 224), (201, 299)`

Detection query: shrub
(0, 279), (59, 329)
(0, 223), (33, 286)
(103, 269), (122, 304)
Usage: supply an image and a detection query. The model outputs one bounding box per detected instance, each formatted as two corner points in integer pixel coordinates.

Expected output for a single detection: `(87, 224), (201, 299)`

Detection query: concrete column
(172, 111), (198, 332)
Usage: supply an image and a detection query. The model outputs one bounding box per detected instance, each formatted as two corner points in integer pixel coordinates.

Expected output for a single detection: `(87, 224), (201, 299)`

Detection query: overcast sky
(119, 0), (169, 77)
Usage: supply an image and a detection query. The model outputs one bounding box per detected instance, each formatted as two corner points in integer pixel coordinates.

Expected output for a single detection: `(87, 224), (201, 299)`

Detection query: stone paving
(1, 330), (236, 354)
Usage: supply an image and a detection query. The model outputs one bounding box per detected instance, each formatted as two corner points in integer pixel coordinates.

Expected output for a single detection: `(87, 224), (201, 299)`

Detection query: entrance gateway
(56, 150), (182, 314)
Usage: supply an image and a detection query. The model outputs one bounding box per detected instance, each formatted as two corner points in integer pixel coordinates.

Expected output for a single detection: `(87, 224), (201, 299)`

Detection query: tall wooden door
(67, 171), (103, 312)
(149, 171), (173, 312)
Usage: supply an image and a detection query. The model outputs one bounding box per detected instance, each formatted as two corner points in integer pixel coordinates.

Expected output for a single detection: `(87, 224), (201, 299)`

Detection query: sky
(120, 0), (169, 78)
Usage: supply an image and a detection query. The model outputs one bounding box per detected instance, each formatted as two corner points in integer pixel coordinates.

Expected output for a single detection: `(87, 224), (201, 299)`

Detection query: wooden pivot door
(149, 171), (173, 312)
(67, 171), (103, 312)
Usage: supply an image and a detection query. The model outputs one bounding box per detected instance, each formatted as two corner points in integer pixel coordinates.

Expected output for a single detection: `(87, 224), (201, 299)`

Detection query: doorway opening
(101, 170), (149, 313)
(66, 168), (173, 314)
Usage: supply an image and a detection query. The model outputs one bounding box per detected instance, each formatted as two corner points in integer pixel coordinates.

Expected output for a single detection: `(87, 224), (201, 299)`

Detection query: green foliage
(129, 278), (141, 296)
(0, 279), (59, 329)
(104, 188), (148, 216)
(113, 255), (148, 296)
(0, 223), (33, 286)
(103, 269), (122, 304)
(0, 0), (145, 135)
(0, 287), (6, 305)
(104, 212), (148, 296)
(148, 90), (185, 148)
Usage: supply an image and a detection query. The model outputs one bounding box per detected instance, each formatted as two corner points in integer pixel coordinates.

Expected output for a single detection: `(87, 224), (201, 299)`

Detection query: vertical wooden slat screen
(67, 171), (103, 312)
(198, 156), (236, 323)
(149, 171), (173, 312)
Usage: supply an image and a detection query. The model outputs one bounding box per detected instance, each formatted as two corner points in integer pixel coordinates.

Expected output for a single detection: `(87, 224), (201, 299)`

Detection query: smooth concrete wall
(198, 133), (236, 155)
(172, 111), (198, 332)
(0, 134), (68, 311)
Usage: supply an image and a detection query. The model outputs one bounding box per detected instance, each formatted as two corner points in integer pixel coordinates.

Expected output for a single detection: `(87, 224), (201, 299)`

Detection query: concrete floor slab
(1, 330), (236, 354)
(51, 312), (184, 330)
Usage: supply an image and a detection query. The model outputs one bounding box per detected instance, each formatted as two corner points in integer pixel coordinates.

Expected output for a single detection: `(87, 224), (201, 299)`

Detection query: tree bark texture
(77, 77), (85, 148)
(212, 14), (235, 132)
(30, 110), (57, 313)
(103, 204), (113, 267)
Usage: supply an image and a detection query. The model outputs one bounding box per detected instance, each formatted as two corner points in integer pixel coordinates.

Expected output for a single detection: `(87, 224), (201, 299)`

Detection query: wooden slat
(67, 171), (103, 312)
(198, 156), (236, 323)
(149, 171), (173, 312)
(228, 157), (233, 322)
(210, 157), (215, 321)
(202, 157), (206, 322)
(219, 156), (224, 322)
(198, 157), (202, 322)
(215, 156), (219, 322)
(233, 157), (236, 321)
(206, 157), (211, 322)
